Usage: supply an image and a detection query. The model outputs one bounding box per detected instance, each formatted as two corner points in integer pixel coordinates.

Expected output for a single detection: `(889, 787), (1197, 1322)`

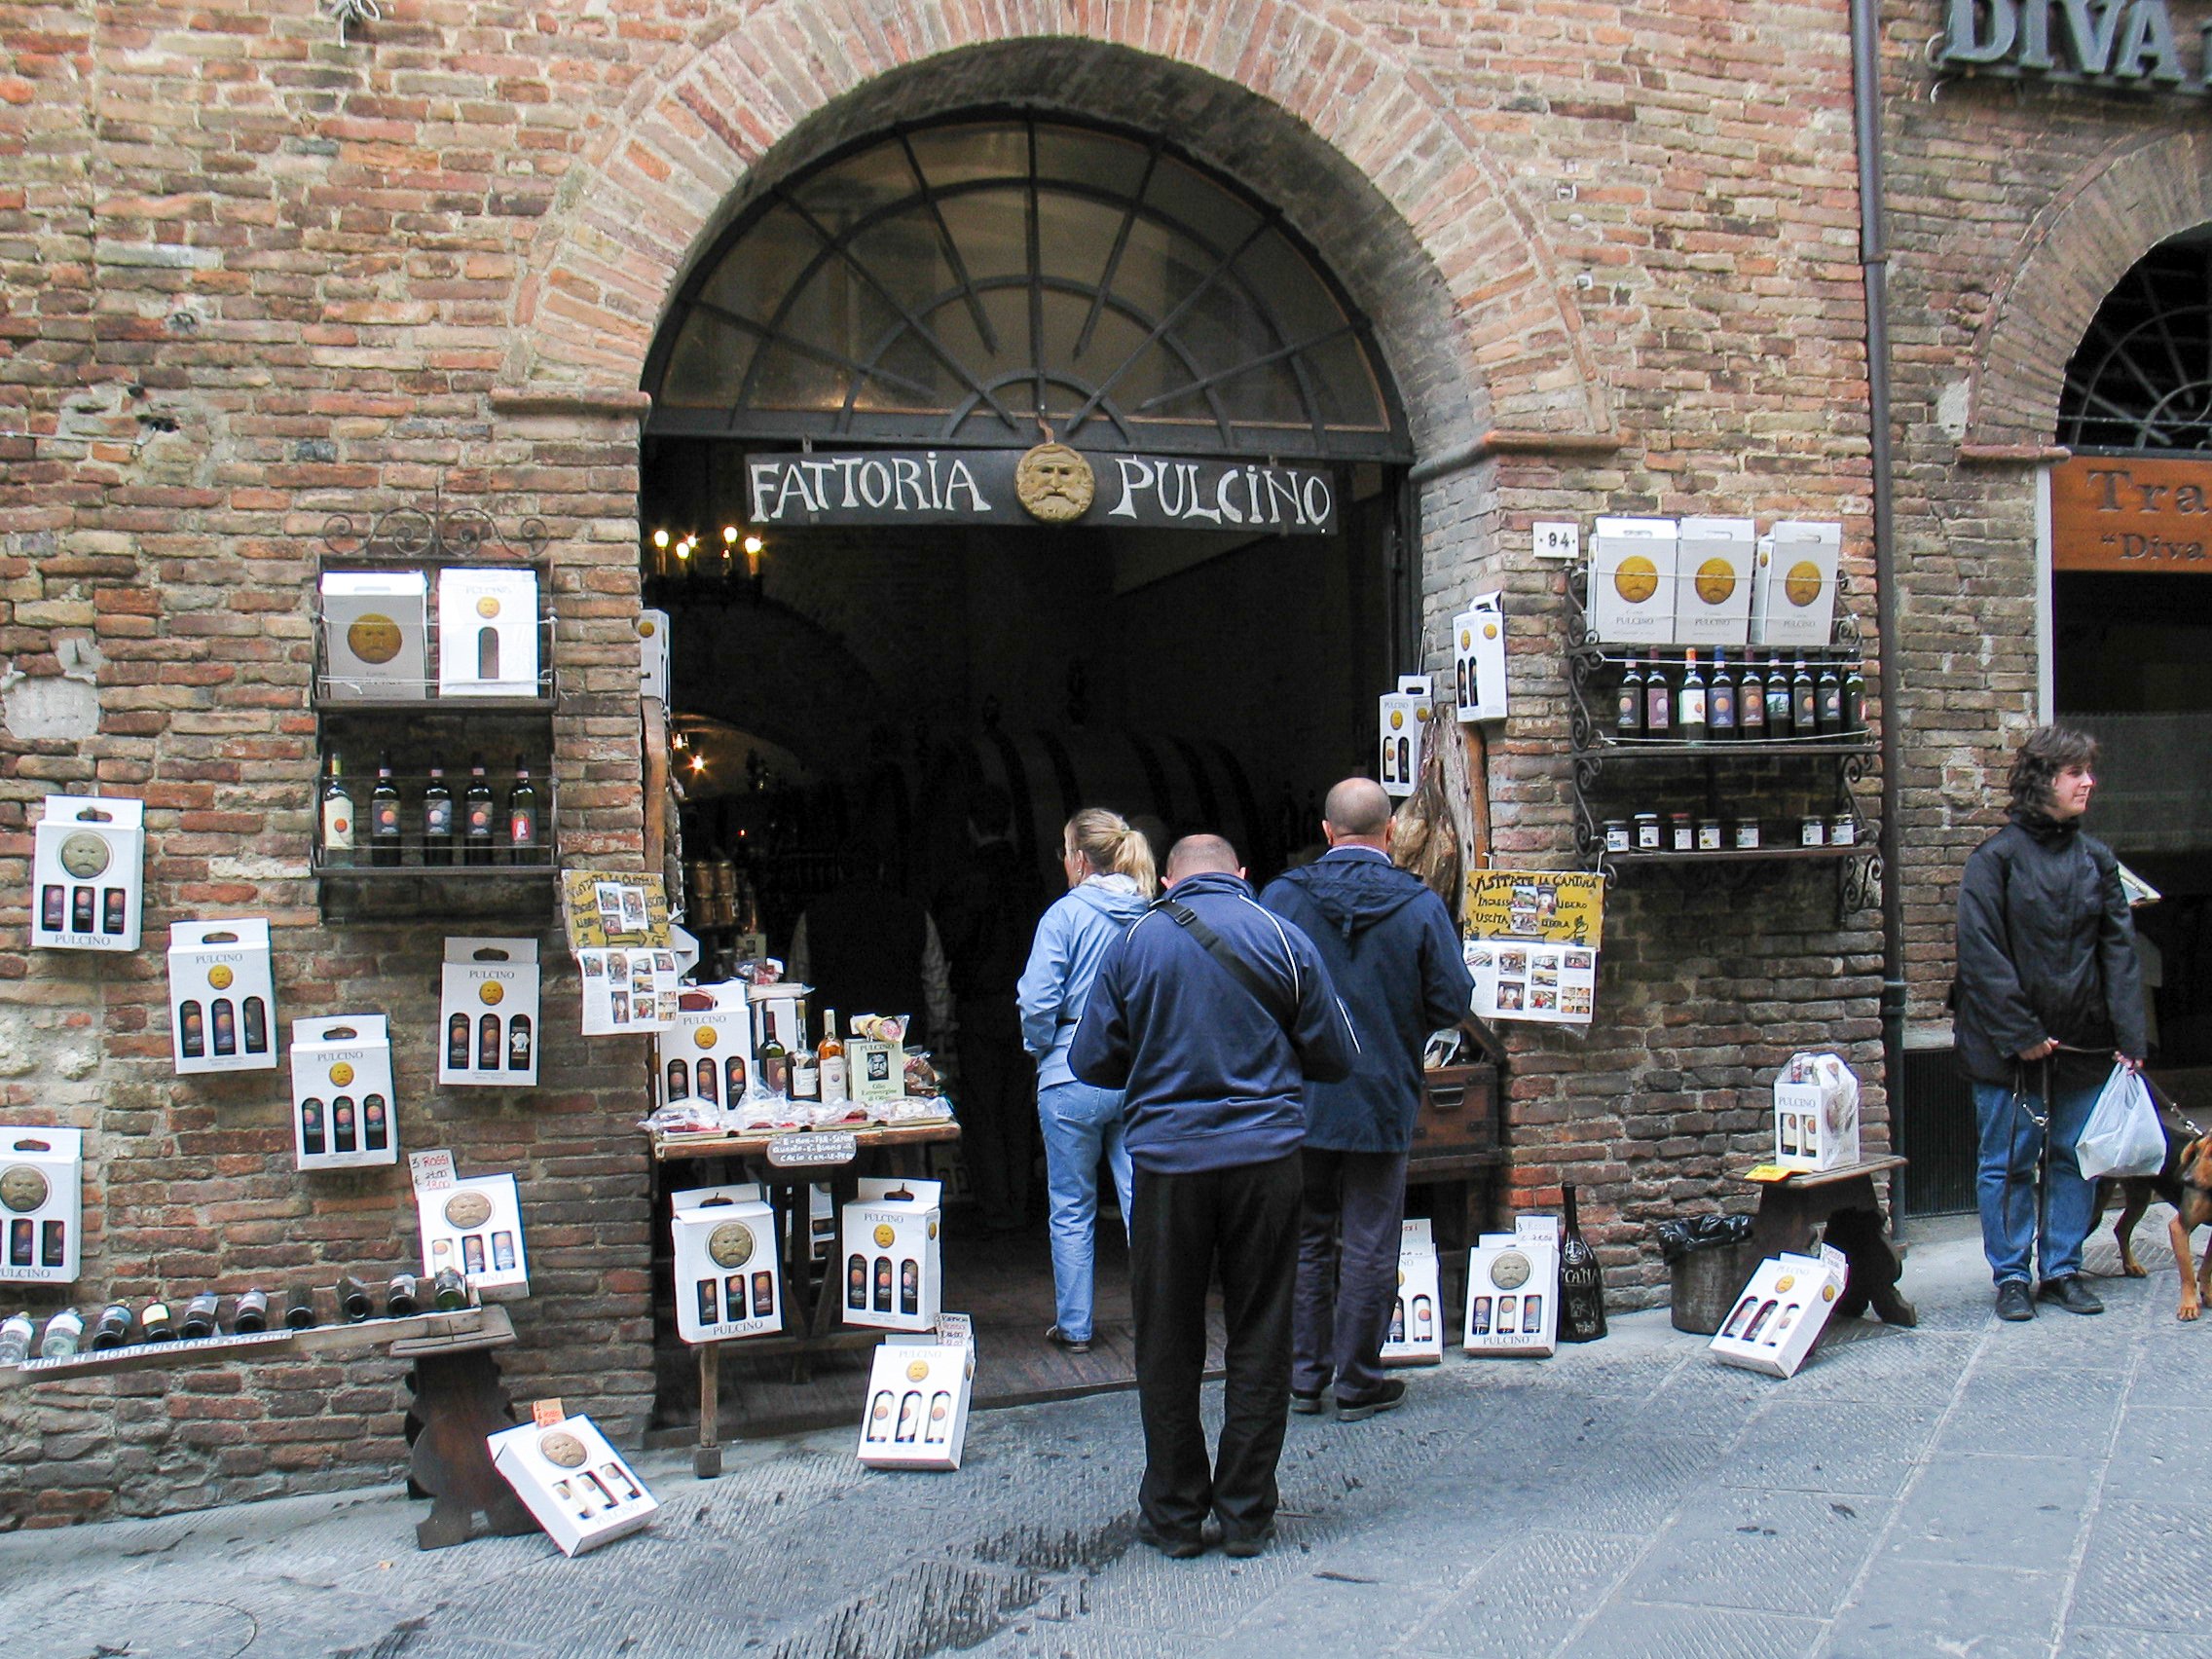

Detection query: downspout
(1850, 0), (1909, 1185)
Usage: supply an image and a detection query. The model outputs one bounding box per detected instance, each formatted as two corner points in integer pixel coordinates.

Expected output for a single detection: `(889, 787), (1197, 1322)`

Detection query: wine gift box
(288, 1015), (397, 1171)
(32, 793), (144, 953)
(1378, 676), (1432, 800)
(167, 920), (277, 1075)
(671, 1183), (782, 1342)
(1, 1125), (83, 1284)
(1453, 597), (1509, 724)
(657, 983), (756, 1117)
(318, 571), (427, 701)
(438, 938), (541, 1088)
(638, 608), (670, 703)
(1709, 1246), (1848, 1379)
(436, 568), (540, 697)
(1773, 1051), (1862, 1173)
(1672, 518), (1755, 646)
(418, 1171), (529, 1295)
(1381, 1218), (1445, 1367)
(856, 1319), (975, 1471)
(577, 946), (678, 1036)
(1750, 520), (1841, 648)
(1463, 1234), (1559, 1357)
(840, 1177), (942, 1332)
(488, 1415), (658, 1557)
(1589, 516), (1679, 645)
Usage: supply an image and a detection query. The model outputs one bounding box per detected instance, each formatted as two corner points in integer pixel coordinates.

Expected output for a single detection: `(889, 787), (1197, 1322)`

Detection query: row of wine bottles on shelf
(1613, 649), (1864, 742)
(0, 1273), (472, 1362)
(320, 753), (541, 867)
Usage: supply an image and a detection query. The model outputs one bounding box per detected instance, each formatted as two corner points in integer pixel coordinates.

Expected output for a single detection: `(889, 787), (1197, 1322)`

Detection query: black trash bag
(1653, 1213), (1754, 1263)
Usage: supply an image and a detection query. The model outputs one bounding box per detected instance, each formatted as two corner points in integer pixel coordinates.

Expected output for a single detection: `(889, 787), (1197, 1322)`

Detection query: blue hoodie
(1069, 869), (1359, 1174)
(1016, 874), (1153, 1088)
(1260, 847), (1475, 1153)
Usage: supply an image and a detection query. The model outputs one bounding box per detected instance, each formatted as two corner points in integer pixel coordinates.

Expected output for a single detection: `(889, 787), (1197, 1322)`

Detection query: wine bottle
(1816, 656), (1843, 735)
(320, 754), (355, 866)
(900, 1258), (919, 1316)
(1843, 657), (1866, 732)
(1709, 648), (1736, 739)
(819, 1011), (848, 1106)
(232, 1288), (269, 1334)
(39, 1307), (84, 1358)
(1764, 653), (1793, 737)
(422, 763), (455, 866)
(873, 1256), (892, 1312)
(335, 1275), (373, 1323)
(790, 1011), (819, 1102)
(759, 1027), (789, 1096)
(1643, 655), (1673, 737)
(1677, 648), (1708, 743)
(847, 1255), (866, 1310)
(1790, 655), (1816, 733)
(1387, 1301), (1405, 1344)
(506, 1015), (532, 1073)
(1738, 655), (1766, 737)
(369, 754), (402, 866)
(92, 1303), (133, 1348)
(1617, 658), (1644, 737)
(0, 1311), (32, 1365)
(242, 996), (268, 1054)
(1559, 1184), (1608, 1344)
(179, 1000), (205, 1060)
(386, 1273), (421, 1317)
(283, 1286), (318, 1330)
(210, 999), (236, 1057)
(181, 1291), (220, 1340)
(432, 1267), (468, 1310)
(462, 756), (496, 866)
(505, 757), (538, 866)
(139, 1298), (177, 1343)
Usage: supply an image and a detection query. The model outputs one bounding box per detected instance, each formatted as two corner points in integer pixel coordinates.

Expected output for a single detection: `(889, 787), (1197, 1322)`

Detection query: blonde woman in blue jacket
(1017, 809), (1156, 1355)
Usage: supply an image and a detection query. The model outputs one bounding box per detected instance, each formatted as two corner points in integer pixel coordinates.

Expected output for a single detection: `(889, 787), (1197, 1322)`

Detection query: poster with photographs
(561, 868), (671, 951)
(577, 946), (680, 1035)
(1460, 869), (1605, 1027)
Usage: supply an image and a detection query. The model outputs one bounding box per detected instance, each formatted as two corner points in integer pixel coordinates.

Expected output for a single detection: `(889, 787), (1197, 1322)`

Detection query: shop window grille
(2058, 238), (2212, 453)
(644, 112), (1407, 461)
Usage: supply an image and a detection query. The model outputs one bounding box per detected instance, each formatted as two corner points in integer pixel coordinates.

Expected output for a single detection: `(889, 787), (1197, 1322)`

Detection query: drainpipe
(1850, 0), (1909, 1190)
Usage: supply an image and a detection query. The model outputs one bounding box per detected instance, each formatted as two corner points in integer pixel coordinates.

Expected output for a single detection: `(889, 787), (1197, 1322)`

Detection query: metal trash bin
(1669, 1239), (1762, 1335)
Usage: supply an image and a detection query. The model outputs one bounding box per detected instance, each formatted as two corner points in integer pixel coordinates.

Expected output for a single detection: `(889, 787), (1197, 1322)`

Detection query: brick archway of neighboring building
(1966, 129), (2212, 448)
(502, 1), (1611, 456)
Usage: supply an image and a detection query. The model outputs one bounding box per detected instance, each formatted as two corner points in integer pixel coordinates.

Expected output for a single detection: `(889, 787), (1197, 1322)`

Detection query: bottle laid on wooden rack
(181, 1291), (221, 1340)
(92, 1303), (133, 1349)
(335, 1275), (373, 1323)
(422, 763), (455, 866)
(320, 755), (355, 866)
(387, 1273), (422, 1317)
(462, 756), (497, 866)
(39, 1307), (84, 1358)
(233, 1288), (269, 1334)
(1709, 649), (1737, 740)
(432, 1267), (469, 1310)
(0, 1311), (31, 1365)
(138, 1298), (177, 1343)
(1677, 649), (1708, 743)
(370, 755), (403, 866)
(283, 1286), (318, 1330)
(1617, 658), (1644, 737)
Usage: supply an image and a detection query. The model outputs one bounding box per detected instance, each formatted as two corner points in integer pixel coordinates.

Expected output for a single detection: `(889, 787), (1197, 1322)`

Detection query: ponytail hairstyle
(1065, 807), (1159, 899)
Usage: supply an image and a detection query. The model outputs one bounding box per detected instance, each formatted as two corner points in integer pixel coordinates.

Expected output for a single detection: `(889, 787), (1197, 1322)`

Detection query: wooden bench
(1733, 1156), (1918, 1326)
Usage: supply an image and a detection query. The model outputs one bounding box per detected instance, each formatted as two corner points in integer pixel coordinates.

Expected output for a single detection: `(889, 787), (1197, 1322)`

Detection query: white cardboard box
(1379, 677), (1432, 799)
(418, 1171), (529, 1294)
(167, 920), (277, 1075)
(1673, 518), (1755, 646)
(436, 569), (540, 697)
(439, 939), (541, 1087)
(0, 1125), (82, 1284)
(577, 947), (677, 1036)
(319, 571), (428, 701)
(840, 1177), (942, 1332)
(288, 1015), (397, 1171)
(1463, 1234), (1559, 1356)
(1381, 1217), (1445, 1366)
(659, 984), (756, 1114)
(488, 1415), (657, 1556)
(1589, 517), (1678, 645)
(672, 1183), (783, 1342)
(1751, 521), (1842, 648)
(1453, 597), (1509, 724)
(1710, 1246), (1848, 1378)
(1773, 1051), (1862, 1172)
(857, 1320), (975, 1470)
(33, 793), (144, 952)
(638, 608), (670, 703)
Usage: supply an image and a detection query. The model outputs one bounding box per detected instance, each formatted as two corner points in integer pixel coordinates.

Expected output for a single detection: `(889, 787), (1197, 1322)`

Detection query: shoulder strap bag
(1161, 900), (1297, 1033)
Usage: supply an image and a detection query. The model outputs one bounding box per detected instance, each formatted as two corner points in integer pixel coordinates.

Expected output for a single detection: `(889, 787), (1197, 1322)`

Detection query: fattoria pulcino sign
(745, 445), (1337, 535)
(1938, 0), (2212, 91)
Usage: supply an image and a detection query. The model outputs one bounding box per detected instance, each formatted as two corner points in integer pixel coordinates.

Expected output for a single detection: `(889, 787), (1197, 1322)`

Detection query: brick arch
(507, 1), (1609, 452)
(1967, 129), (2212, 447)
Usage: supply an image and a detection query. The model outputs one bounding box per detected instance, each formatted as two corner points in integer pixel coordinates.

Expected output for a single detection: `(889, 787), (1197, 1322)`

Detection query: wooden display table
(1733, 1156), (1917, 1327)
(0, 1305), (531, 1549)
(648, 1119), (962, 1477)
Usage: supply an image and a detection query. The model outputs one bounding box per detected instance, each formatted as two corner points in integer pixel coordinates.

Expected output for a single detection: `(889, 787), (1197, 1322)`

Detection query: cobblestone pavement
(4, 1217), (2206, 1659)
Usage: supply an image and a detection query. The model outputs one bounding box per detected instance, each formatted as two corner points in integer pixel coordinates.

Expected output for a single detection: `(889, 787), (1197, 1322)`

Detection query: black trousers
(956, 1014), (1033, 1230)
(1128, 1152), (1302, 1543)
(1292, 1148), (1409, 1401)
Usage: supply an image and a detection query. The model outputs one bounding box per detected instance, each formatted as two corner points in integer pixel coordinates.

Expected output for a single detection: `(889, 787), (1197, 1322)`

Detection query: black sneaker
(1335, 1379), (1407, 1421)
(2040, 1276), (2104, 1315)
(1995, 1281), (2035, 1321)
(1289, 1389), (1328, 1416)
(1045, 1324), (1091, 1354)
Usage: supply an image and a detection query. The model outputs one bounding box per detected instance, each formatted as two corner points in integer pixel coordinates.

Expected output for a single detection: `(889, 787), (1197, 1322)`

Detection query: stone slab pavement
(4, 1214), (2207, 1659)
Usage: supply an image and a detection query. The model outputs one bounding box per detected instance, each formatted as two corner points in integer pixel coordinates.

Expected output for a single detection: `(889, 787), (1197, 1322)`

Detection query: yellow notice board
(1462, 870), (1605, 949)
(1461, 869), (1605, 1026)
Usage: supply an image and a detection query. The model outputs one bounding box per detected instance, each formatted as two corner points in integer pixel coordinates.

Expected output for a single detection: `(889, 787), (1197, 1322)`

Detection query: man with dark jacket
(1955, 725), (2146, 1322)
(1071, 833), (1356, 1560)
(1261, 778), (1474, 1418)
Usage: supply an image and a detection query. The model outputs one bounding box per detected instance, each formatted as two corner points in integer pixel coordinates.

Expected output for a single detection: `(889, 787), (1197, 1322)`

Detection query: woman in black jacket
(1954, 726), (2146, 1322)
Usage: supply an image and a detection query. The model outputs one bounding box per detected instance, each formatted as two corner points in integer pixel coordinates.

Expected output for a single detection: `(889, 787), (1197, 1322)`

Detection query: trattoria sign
(1938, 0), (2212, 92)
(744, 447), (1337, 535)
(2051, 457), (2212, 571)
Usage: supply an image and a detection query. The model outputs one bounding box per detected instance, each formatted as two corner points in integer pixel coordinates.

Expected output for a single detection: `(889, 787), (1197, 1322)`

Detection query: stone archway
(502, 0), (1611, 458)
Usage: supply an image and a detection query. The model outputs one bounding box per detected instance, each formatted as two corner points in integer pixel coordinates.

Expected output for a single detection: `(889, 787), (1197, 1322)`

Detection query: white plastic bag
(2076, 1065), (2163, 1180)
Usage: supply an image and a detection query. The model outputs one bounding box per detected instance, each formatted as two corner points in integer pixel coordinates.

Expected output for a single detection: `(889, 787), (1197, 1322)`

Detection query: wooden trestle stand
(1734, 1155), (1918, 1326)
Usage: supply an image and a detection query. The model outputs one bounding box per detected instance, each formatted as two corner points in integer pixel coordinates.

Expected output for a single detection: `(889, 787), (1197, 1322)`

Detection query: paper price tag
(1744, 1162), (1792, 1183)
(532, 1397), (567, 1427)
(409, 1150), (457, 1193)
(935, 1312), (973, 1347)
(1532, 521), (1580, 561)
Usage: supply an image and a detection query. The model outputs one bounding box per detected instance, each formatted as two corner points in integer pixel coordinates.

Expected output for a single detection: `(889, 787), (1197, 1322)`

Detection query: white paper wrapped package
(658, 984), (756, 1117)
(1673, 518), (1754, 645)
(672, 1183), (782, 1342)
(1589, 517), (1677, 645)
(288, 1015), (396, 1170)
(1463, 1234), (1558, 1356)
(418, 1172), (528, 1294)
(439, 939), (541, 1087)
(437, 568), (540, 696)
(1381, 1218), (1444, 1366)
(1710, 1247), (1847, 1379)
(319, 571), (427, 701)
(1, 1125), (82, 1284)
(167, 920), (277, 1075)
(1772, 1051), (1862, 1172)
(488, 1416), (657, 1556)
(32, 793), (144, 952)
(840, 1178), (942, 1332)
(857, 1320), (975, 1470)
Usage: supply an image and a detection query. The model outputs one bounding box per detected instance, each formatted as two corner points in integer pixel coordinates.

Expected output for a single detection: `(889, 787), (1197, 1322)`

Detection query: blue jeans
(1972, 1067), (2101, 1286)
(1039, 1080), (1135, 1342)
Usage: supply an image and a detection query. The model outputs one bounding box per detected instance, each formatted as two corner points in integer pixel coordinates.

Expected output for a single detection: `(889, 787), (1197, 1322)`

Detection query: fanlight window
(2059, 237), (2212, 453)
(644, 115), (1404, 460)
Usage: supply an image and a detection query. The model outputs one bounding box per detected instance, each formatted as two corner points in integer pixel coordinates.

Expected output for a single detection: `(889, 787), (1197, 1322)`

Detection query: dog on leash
(2093, 1094), (2212, 1320)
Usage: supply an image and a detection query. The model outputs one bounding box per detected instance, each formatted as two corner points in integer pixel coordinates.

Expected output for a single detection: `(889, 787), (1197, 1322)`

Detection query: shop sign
(1460, 870), (1606, 1027)
(2051, 456), (2212, 571)
(1937, 0), (2212, 92)
(744, 445), (1337, 535)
